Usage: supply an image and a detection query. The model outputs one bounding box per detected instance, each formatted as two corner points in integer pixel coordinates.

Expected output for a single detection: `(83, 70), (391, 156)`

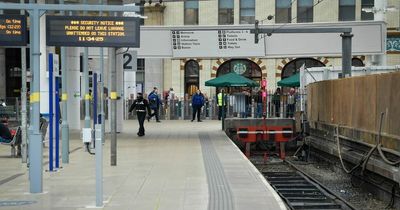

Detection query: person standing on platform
(191, 89), (205, 122)
(147, 87), (162, 122)
(286, 88), (296, 118)
(217, 89), (227, 120)
(167, 88), (175, 102)
(129, 93), (151, 137)
(254, 89), (263, 118)
(273, 87), (282, 117)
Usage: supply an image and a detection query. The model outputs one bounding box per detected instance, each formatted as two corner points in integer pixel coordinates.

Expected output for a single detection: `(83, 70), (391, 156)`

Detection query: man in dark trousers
(147, 87), (162, 122)
(191, 89), (205, 122)
(129, 93), (151, 137)
(217, 89), (227, 120)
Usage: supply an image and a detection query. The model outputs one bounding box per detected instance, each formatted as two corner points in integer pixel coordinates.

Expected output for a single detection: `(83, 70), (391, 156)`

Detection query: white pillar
(67, 47), (81, 130)
(124, 72), (136, 100)
(373, 0), (387, 66)
(375, 0), (387, 21)
(39, 12), (51, 115)
(0, 48), (5, 99)
(145, 58), (164, 94)
(115, 52), (124, 132)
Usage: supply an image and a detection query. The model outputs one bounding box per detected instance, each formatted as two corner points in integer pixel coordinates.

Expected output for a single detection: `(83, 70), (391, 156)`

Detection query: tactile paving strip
(199, 132), (234, 210)
(0, 200), (36, 207)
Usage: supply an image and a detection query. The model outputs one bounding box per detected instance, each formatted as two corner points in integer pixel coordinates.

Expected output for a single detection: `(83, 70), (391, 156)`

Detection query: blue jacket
(148, 91), (161, 109)
(192, 93), (204, 107)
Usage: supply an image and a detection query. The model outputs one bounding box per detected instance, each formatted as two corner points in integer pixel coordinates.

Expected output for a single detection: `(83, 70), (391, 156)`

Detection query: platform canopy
(205, 72), (258, 87)
(277, 73), (300, 87)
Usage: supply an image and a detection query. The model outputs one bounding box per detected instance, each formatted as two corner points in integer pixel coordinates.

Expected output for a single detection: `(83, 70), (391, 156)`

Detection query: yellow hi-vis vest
(218, 93), (223, 106)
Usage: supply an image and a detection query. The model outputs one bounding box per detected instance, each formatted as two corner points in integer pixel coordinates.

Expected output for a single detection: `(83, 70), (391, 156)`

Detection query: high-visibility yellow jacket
(217, 93), (223, 106)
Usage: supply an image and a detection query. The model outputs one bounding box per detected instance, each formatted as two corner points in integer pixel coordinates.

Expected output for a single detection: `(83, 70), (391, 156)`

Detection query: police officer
(129, 93), (151, 137)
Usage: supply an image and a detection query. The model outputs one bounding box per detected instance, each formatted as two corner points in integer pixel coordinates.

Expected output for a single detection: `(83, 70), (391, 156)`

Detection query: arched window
(352, 58), (365, 67)
(217, 59), (262, 80)
(184, 60), (199, 96)
(282, 58), (325, 79)
(217, 59), (262, 94)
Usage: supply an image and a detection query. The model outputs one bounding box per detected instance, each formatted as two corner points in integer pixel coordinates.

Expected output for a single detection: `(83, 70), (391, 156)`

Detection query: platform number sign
(123, 50), (137, 72)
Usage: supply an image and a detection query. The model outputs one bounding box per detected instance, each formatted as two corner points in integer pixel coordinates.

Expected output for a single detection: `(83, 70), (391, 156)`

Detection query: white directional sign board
(134, 22), (385, 58)
(171, 30), (265, 58)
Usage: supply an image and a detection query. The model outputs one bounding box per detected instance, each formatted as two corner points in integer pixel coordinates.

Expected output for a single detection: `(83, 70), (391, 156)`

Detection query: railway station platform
(0, 120), (286, 210)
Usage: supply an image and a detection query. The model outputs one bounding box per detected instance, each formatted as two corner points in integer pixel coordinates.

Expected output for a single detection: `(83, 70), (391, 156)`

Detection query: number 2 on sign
(123, 53), (133, 70)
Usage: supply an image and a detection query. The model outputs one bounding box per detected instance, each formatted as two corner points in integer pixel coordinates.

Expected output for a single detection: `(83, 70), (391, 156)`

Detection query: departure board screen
(46, 16), (140, 47)
(0, 15), (27, 46)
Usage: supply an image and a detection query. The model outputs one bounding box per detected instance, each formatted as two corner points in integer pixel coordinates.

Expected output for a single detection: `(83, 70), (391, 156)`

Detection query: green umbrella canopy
(277, 73), (300, 87)
(205, 72), (258, 87)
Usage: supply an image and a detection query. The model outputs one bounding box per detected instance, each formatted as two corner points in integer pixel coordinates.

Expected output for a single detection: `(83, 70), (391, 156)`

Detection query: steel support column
(28, 8), (43, 193)
(100, 48), (105, 144)
(109, 47), (117, 166)
(341, 32), (353, 78)
(20, 0), (28, 164)
(96, 1), (105, 206)
(60, 0), (70, 164)
(83, 0), (90, 129)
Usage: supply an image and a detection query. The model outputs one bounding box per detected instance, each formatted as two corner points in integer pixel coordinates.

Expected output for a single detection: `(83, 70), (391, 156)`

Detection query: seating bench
(0, 127), (22, 157)
(0, 106), (17, 119)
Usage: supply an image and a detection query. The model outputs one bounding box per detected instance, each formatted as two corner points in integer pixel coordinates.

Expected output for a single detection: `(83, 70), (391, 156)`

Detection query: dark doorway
(184, 60), (200, 97)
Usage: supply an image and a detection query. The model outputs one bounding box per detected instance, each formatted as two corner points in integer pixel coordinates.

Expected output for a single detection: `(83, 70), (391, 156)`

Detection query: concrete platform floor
(0, 120), (286, 210)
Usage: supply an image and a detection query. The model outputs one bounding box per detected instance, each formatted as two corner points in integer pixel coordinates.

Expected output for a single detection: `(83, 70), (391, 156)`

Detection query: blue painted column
(55, 77), (60, 169)
(48, 53), (54, 172)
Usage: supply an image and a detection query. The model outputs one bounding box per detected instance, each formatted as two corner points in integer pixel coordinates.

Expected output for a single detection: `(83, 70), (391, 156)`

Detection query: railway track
(259, 161), (358, 210)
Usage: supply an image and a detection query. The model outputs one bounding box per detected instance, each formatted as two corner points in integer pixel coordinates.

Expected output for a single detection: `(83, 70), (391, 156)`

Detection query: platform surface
(0, 120), (286, 210)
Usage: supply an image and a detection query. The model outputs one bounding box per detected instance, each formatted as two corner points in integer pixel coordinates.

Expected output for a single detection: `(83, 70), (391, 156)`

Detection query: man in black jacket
(129, 93), (151, 137)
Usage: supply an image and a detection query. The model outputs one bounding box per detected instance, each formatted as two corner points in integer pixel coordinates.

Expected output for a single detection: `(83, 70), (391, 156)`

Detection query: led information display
(0, 15), (27, 46)
(46, 16), (140, 47)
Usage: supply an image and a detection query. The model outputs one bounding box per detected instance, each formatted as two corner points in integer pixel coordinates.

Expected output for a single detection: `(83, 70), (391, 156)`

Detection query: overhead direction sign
(171, 29), (265, 58)
(0, 15), (27, 46)
(46, 16), (140, 47)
